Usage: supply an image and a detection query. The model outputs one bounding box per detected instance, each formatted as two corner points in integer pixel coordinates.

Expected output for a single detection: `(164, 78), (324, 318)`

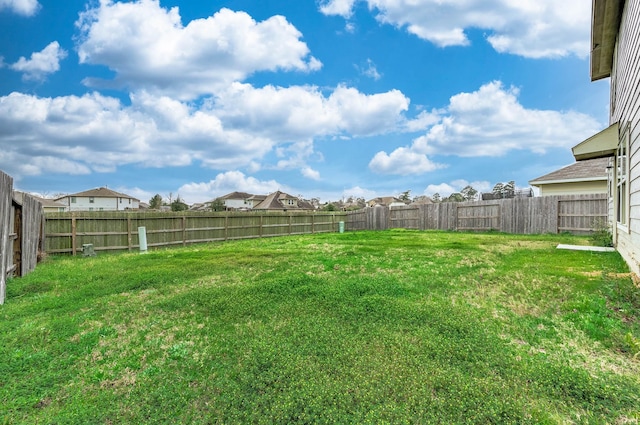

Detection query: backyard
(1, 230), (639, 423)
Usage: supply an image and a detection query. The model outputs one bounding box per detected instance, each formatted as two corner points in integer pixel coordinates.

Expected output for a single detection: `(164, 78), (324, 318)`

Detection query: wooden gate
(1, 171), (44, 304)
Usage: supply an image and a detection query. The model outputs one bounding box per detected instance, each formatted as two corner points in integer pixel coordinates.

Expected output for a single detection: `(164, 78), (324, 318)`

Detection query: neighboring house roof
(12, 192), (59, 209)
(253, 191), (315, 210)
(367, 196), (404, 207)
(189, 202), (208, 211)
(529, 157), (610, 186)
(34, 196), (67, 210)
(218, 191), (253, 200)
(411, 197), (433, 205)
(56, 187), (140, 201)
(247, 194), (266, 202)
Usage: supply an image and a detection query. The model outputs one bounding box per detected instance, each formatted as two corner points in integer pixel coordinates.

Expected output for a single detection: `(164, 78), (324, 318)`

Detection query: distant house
(528, 157), (610, 196)
(55, 187), (140, 211)
(188, 202), (208, 212)
(366, 197), (406, 208)
(253, 191), (315, 211)
(35, 197), (68, 213)
(410, 196), (433, 206)
(14, 192), (67, 213)
(216, 191), (255, 211)
(246, 194), (266, 208)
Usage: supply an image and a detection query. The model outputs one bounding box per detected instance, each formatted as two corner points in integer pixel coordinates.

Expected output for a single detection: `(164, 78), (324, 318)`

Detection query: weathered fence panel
(44, 211), (347, 255)
(557, 195), (609, 234)
(348, 194), (608, 235)
(18, 194), (44, 276)
(0, 171), (43, 304)
(0, 171), (13, 304)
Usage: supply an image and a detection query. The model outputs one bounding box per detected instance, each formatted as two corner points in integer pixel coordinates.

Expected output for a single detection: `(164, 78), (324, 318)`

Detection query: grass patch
(1, 230), (639, 423)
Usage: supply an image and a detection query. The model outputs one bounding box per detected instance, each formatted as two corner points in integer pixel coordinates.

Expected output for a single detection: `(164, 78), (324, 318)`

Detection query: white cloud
(301, 167), (321, 181)
(10, 41), (67, 81)
(213, 82), (411, 139)
(321, 0), (590, 58)
(342, 186), (378, 201)
(327, 86), (409, 136)
(76, 1), (321, 99)
(369, 147), (445, 175)
(0, 0), (39, 16)
(0, 81), (411, 181)
(0, 91), (273, 178)
(414, 81), (602, 157)
(371, 81), (602, 176)
(319, 0), (357, 18)
(177, 171), (286, 203)
(358, 59), (382, 80)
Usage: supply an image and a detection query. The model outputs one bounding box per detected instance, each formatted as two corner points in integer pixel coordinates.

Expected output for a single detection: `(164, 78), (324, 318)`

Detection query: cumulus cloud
(342, 186), (378, 201)
(10, 41), (67, 81)
(369, 81), (602, 175)
(319, 0), (357, 18)
(212, 83), (410, 139)
(0, 0), (39, 16)
(76, 1), (321, 99)
(177, 171), (286, 203)
(0, 80), (414, 180)
(369, 147), (445, 175)
(320, 0), (590, 58)
(414, 81), (601, 156)
(0, 91), (273, 178)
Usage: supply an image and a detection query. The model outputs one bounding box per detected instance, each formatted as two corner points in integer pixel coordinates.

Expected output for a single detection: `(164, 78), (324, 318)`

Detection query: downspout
(612, 154), (618, 246)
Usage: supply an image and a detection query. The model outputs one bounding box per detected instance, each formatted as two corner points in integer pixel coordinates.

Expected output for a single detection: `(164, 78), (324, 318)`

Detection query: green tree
(461, 185), (478, 201)
(170, 196), (189, 212)
(208, 199), (225, 212)
(399, 190), (411, 203)
(504, 180), (515, 198)
(492, 183), (504, 196)
(432, 193), (441, 203)
(446, 193), (465, 202)
(323, 203), (337, 211)
(149, 194), (163, 210)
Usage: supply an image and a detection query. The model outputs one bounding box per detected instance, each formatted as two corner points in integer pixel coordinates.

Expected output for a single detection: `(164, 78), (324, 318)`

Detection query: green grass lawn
(2, 230), (639, 424)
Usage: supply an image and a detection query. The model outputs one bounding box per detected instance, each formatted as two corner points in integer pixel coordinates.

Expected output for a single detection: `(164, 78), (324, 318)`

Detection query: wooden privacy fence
(45, 211), (348, 255)
(346, 194), (608, 234)
(0, 170), (44, 304)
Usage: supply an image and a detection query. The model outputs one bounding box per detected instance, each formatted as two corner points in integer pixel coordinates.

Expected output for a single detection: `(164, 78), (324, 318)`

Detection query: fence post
(182, 216), (187, 246)
(312, 213), (315, 234)
(259, 214), (263, 238)
(71, 213), (77, 256)
(289, 214), (293, 235)
(127, 216), (132, 251)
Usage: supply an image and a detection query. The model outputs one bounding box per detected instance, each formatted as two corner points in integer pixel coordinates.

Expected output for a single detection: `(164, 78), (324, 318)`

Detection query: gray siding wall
(611, 0), (640, 275)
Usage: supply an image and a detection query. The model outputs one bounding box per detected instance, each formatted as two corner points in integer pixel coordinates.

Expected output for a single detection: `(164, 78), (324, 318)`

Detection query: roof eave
(529, 176), (608, 186)
(572, 122), (619, 161)
(590, 0), (623, 81)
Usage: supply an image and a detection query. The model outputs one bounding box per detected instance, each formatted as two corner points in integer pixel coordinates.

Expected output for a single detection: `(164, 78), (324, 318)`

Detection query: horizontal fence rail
(346, 194), (608, 235)
(44, 211), (348, 255)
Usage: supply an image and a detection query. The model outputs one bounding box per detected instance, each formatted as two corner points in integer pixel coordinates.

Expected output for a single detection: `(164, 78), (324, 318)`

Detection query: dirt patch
(579, 271), (634, 279)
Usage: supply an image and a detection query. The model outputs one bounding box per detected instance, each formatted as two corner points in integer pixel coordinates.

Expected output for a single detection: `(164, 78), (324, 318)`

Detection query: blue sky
(0, 0), (610, 204)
